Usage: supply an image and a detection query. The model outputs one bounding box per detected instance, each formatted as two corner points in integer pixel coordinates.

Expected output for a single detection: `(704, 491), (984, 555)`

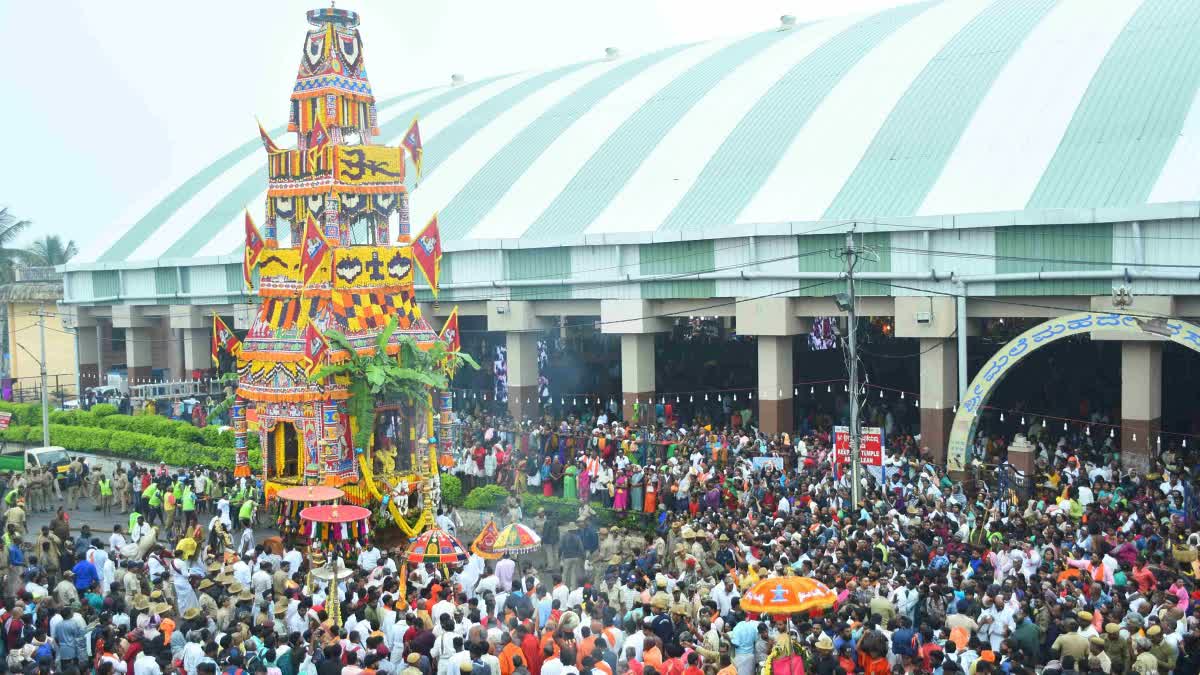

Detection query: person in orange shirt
(643, 638), (663, 670)
(541, 624), (561, 661)
(577, 626), (598, 668)
(499, 633), (525, 675)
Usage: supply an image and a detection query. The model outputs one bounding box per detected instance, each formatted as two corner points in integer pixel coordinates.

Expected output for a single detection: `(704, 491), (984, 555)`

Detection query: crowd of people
(0, 400), (1196, 675)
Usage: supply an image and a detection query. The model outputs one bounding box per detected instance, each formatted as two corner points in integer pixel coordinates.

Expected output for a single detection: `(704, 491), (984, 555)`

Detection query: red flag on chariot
(243, 210), (265, 288)
(256, 118), (280, 153)
(439, 306), (460, 354)
(403, 118), (423, 178)
(302, 322), (329, 375)
(299, 215), (330, 287)
(211, 315), (241, 366)
(412, 213), (442, 297)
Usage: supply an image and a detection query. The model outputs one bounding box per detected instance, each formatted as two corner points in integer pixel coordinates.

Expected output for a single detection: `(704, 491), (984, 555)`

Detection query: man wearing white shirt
(134, 650), (163, 675)
(541, 648), (564, 675)
(708, 578), (738, 619)
(232, 555), (252, 587)
(181, 637), (206, 675)
(252, 563), (273, 597)
(431, 589), (457, 629)
(359, 542), (382, 572)
(551, 578), (570, 609)
(110, 528), (128, 556)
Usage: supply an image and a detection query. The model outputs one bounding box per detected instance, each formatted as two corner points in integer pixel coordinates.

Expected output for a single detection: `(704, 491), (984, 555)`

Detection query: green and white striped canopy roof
(79, 0), (1200, 267)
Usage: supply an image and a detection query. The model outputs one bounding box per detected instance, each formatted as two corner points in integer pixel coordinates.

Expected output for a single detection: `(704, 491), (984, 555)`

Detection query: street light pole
(845, 231), (861, 508)
(34, 308), (51, 448)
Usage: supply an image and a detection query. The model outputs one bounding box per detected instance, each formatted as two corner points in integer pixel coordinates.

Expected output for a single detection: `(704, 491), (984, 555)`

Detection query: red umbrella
(406, 527), (469, 565)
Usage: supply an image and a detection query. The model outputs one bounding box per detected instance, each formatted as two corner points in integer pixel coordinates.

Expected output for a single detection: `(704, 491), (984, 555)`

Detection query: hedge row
(455, 487), (649, 532)
(0, 402), (234, 448)
(520, 493), (647, 531)
(1, 423), (261, 473)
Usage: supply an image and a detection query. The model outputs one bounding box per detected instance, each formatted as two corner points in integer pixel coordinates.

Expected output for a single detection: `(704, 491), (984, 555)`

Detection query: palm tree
(0, 208), (31, 282)
(314, 316), (479, 453)
(24, 234), (78, 267)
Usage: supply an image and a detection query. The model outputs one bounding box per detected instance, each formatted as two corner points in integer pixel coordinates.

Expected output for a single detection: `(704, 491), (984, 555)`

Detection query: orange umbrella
(739, 576), (837, 615)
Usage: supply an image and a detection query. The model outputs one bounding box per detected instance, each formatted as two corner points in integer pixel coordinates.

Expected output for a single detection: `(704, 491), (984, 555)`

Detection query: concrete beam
(894, 297), (956, 339)
(656, 299), (736, 319)
(792, 297), (895, 318)
(168, 306), (211, 330)
(232, 304), (258, 330)
(601, 300), (669, 335)
(736, 298), (807, 337)
(965, 296), (1089, 318)
(1090, 295), (1176, 341)
(111, 305), (152, 329)
(486, 300), (554, 333)
(60, 305), (99, 329)
(419, 301), (487, 319)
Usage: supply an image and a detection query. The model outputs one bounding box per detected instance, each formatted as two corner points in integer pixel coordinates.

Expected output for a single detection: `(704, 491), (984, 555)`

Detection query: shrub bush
(520, 492), (653, 532)
(91, 403), (119, 417)
(441, 474), (463, 507)
(462, 484), (509, 511)
(0, 402), (42, 427)
(201, 426), (235, 448)
(521, 494), (579, 523)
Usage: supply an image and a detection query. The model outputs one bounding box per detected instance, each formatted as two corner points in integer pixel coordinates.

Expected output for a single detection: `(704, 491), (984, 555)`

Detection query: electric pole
(32, 309), (52, 448)
(844, 231), (862, 508)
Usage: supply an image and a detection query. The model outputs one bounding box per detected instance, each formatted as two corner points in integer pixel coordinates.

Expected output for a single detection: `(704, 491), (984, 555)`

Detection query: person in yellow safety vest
(181, 485), (197, 520)
(98, 473), (113, 516)
(163, 488), (177, 537)
(142, 483), (162, 526)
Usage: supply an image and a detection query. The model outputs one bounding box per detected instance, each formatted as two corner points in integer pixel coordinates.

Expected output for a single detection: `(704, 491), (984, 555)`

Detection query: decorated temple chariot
(222, 6), (466, 539)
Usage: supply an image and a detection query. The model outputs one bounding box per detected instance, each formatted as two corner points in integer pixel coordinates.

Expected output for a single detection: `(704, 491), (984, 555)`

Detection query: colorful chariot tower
(232, 6), (448, 537)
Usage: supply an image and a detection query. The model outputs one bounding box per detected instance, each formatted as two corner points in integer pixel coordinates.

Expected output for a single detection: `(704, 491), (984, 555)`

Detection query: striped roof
(80, 0), (1200, 266)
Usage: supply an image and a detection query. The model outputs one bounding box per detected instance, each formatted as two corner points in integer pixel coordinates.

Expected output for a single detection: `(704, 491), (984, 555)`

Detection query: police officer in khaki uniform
(1147, 624), (1176, 673)
(1103, 623), (1131, 674)
(594, 527), (620, 584)
(112, 469), (130, 513)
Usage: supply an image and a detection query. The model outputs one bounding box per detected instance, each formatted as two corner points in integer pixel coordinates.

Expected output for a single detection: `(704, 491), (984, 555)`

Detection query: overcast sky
(0, 0), (911, 250)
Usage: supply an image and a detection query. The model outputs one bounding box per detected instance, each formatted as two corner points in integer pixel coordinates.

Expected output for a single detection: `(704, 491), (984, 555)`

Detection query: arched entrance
(947, 311), (1200, 471)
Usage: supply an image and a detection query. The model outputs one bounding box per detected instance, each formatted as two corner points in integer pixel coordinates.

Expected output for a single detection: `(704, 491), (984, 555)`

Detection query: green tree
(24, 234), (78, 266)
(313, 316), (479, 454)
(0, 208), (32, 282)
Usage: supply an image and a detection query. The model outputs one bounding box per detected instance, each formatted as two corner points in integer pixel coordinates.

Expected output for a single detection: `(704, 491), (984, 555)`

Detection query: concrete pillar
(757, 336), (794, 435)
(166, 329), (185, 380)
(1121, 341), (1162, 474)
(169, 307), (216, 378)
(621, 334), (655, 422)
(125, 326), (154, 384)
(486, 301), (553, 422)
(735, 298), (805, 436)
(182, 328), (211, 375)
(76, 325), (100, 390)
(919, 338), (958, 464)
(113, 306), (156, 385)
(506, 332), (540, 422)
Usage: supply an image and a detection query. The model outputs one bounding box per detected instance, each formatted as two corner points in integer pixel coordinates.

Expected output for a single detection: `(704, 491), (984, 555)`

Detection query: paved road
(24, 491), (274, 544)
